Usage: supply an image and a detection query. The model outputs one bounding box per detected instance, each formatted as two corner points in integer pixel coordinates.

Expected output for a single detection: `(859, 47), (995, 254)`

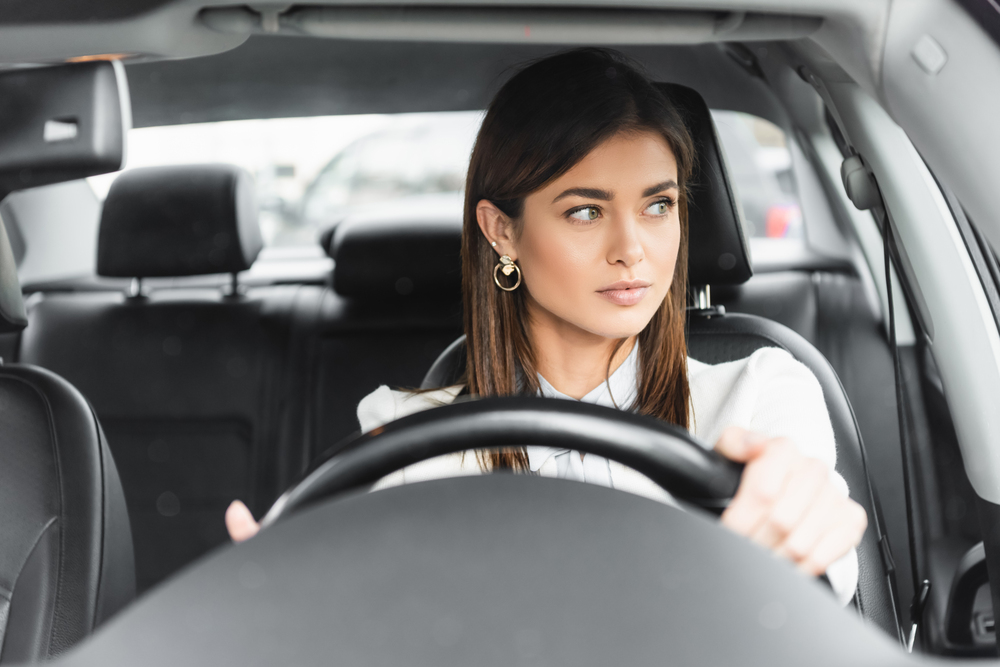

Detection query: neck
(526, 298), (636, 399)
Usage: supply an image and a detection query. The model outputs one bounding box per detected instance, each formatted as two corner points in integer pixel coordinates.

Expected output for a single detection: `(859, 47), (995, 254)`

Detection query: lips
(596, 279), (652, 306)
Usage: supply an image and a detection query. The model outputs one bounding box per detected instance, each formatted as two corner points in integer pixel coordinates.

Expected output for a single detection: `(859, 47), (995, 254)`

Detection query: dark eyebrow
(642, 180), (678, 197)
(552, 187), (613, 204)
(551, 181), (678, 204)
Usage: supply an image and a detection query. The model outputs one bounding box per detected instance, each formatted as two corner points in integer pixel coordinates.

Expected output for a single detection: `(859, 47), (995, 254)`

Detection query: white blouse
(356, 345), (859, 605)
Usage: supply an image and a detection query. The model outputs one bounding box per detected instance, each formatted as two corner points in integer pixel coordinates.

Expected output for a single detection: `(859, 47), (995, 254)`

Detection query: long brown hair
(461, 48), (695, 470)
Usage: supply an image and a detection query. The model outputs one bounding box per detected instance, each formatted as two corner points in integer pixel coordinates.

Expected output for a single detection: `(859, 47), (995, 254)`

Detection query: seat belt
(880, 209), (931, 652)
(843, 153), (930, 649)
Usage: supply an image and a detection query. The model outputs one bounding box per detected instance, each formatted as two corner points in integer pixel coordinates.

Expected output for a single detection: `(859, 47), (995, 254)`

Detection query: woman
(227, 48), (866, 604)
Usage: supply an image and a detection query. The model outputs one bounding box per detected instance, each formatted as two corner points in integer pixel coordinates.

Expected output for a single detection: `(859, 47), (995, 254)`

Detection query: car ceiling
(0, 1), (890, 92)
(124, 38), (788, 128)
(0, 0), (174, 23)
(0, 0), (897, 134)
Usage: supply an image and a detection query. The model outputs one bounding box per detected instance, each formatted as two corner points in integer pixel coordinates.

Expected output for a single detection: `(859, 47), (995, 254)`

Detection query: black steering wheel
(69, 397), (899, 667)
(263, 396), (743, 526)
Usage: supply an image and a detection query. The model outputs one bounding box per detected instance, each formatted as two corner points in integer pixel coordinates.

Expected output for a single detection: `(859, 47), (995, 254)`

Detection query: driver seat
(0, 218), (135, 662)
(421, 84), (900, 640)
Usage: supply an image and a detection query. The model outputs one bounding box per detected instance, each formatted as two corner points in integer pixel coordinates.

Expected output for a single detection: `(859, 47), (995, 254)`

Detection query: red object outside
(765, 204), (801, 238)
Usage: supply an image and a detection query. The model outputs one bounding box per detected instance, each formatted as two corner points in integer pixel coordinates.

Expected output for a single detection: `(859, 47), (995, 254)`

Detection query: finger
(721, 438), (796, 535)
(713, 427), (767, 462)
(714, 426), (749, 460)
(797, 501), (868, 576)
(226, 500), (260, 543)
(721, 439), (797, 536)
(774, 483), (845, 563)
(750, 458), (829, 549)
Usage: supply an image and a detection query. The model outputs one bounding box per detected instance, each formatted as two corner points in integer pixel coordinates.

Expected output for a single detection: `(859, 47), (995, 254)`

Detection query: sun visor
(0, 60), (129, 333)
(0, 60), (130, 198)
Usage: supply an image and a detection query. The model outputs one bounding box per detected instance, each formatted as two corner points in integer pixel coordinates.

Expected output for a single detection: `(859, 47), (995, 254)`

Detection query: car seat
(0, 218), (134, 663)
(18, 164), (277, 593)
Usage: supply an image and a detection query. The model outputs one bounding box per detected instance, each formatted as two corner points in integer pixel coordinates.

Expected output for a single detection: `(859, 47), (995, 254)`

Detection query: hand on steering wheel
(715, 426), (867, 576)
(225, 500), (259, 543)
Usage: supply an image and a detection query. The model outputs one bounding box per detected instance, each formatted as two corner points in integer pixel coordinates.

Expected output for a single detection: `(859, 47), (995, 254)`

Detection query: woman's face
(481, 130), (681, 341)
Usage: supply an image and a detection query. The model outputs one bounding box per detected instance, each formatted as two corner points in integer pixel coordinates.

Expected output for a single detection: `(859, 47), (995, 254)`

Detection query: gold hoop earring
(493, 255), (522, 292)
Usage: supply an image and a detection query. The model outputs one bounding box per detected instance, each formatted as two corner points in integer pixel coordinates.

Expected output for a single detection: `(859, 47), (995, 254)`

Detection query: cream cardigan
(356, 347), (858, 605)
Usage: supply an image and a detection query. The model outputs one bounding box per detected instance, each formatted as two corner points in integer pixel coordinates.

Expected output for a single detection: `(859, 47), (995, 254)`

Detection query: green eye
(569, 207), (600, 221)
(646, 201), (669, 215)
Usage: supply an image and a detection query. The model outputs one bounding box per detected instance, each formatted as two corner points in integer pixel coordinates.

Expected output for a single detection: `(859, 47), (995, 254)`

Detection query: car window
(87, 111), (482, 248)
(85, 108), (803, 249)
(710, 110), (803, 241)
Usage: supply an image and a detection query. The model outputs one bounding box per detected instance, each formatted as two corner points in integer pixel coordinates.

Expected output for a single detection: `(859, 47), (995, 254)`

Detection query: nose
(606, 214), (644, 267)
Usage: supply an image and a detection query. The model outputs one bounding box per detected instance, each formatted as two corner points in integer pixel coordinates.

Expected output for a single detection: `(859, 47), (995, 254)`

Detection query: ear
(475, 199), (518, 261)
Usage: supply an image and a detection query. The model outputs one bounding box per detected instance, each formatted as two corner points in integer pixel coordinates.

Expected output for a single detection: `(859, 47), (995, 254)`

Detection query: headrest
(97, 164), (262, 278)
(327, 213), (461, 300)
(658, 83), (753, 286)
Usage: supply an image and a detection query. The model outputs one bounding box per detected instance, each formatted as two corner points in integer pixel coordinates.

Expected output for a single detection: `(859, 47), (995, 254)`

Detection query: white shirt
(357, 346), (858, 604)
(527, 342), (641, 485)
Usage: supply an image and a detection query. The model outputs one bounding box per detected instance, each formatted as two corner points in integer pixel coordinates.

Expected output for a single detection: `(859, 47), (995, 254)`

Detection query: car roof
(122, 39), (793, 128)
(0, 1), (887, 125)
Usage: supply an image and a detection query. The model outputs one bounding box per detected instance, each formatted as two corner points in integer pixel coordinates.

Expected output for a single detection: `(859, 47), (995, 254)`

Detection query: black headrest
(327, 212), (462, 300)
(658, 83), (752, 286)
(97, 164), (262, 278)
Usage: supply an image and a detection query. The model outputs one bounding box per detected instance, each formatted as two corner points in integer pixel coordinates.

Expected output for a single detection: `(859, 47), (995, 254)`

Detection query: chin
(578, 314), (655, 340)
(601, 305), (661, 337)
(537, 296), (661, 340)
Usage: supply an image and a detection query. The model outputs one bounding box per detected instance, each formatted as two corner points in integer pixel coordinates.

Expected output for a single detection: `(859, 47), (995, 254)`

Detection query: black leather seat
(421, 84), (900, 639)
(14, 166), (465, 592)
(17, 164), (284, 593)
(0, 209), (134, 662)
(307, 210), (464, 458)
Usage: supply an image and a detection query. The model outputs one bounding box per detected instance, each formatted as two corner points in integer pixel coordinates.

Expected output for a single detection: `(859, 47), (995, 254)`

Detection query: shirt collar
(528, 343), (640, 472)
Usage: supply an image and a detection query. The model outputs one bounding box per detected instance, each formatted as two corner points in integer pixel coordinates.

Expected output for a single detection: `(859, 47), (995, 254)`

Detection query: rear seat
(14, 166), (466, 591)
(305, 208), (464, 458)
(11, 161), (898, 594)
(16, 165), (308, 591)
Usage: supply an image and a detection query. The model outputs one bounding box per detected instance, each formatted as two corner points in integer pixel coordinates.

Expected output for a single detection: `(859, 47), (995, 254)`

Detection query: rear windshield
(87, 109), (803, 248)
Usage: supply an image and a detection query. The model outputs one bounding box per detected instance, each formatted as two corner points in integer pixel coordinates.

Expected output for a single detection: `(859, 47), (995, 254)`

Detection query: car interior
(1, 1), (1000, 666)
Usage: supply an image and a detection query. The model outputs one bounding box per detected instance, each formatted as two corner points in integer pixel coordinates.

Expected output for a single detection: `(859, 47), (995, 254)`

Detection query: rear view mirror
(0, 60), (129, 199)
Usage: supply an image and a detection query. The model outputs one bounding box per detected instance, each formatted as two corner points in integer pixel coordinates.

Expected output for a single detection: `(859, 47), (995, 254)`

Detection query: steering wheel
(71, 396), (897, 667)
(262, 396), (743, 527)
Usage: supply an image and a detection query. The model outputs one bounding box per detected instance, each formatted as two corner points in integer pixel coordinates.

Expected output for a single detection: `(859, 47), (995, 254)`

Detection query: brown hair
(460, 48), (695, 470)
